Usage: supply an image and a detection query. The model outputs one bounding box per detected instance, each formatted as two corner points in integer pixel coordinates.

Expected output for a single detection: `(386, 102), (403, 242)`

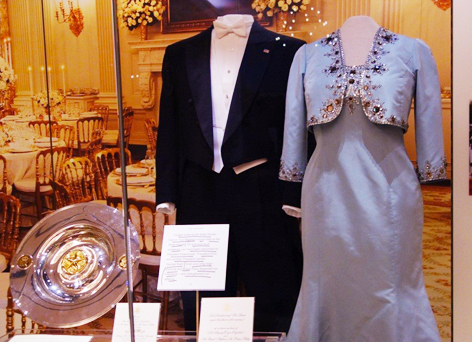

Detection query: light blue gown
(280, 29), (444, 342)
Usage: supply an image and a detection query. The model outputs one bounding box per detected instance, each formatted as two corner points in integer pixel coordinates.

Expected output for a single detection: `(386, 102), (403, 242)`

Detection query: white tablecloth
(107, 170), (176, 239)
(2, 149), (39, 185)
(1, 142), (67, 185)
(107, 172), (156, 203)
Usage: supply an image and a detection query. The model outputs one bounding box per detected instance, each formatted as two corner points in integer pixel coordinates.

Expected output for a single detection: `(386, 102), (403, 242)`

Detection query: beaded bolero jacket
(279, 27), (447, 184)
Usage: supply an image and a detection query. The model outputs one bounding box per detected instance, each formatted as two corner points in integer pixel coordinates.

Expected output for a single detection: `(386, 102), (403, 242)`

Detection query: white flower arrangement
(0, 56), (16, 91)
(32, 90), (63, 108)
(119, 0), (166, 30)
(251, 0), (310, 18)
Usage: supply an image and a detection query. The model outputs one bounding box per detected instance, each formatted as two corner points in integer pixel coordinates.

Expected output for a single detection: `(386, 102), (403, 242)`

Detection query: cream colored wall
(9, 0), (100, 95)
(9, 0), (46, 100)
(8, 0), (450, 150)
(453, 2), (472, 340)
(45, 0), (101, 91)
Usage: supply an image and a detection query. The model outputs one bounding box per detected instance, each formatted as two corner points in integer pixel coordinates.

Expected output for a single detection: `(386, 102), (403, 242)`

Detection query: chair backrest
(106, 197), (165, 256)
(62, 157), (96, 203)
(94, 148), (132, 200)
(52, 180), (74, 209)
(0, 193), (20, 266)
(86, 129), (103, 161)
(0, 155), (8, 194)
(6, 286), (43, 335)
(144, 118), (158, 154)
(89, 104), (110, 130)
(122, 108), (134, 148)
(76, 116), (104, 154)
(51, 124), (75, 157)
(128, 198), (166, 256)
(35, 146), (70, 188)
(28, 120), (58, 137)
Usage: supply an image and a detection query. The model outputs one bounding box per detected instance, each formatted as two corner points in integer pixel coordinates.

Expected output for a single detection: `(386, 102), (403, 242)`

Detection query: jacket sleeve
(155, 46), (179, 205)
(279, 44), (308, 184)
(413, 39), (447, 183)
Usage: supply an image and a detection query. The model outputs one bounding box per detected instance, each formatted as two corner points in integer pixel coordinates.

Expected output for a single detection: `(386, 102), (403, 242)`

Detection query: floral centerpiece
(252, 0), (310, 18)
(0, 56), (16, 91)
(32, 90), (64, 120)
(0, 56), (17, 110)
(119, 0), (166, 39)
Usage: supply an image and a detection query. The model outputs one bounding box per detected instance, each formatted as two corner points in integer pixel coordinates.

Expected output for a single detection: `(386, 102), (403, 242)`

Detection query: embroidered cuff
(279, 160), (304, 182)
(416, 157), (447, 183)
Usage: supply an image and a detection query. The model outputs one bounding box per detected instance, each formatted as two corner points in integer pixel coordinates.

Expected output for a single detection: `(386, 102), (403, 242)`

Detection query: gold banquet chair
(51, 124), (75, 158)
(122, 109), (134, 149)
(0, 155), (11, 195)
(144, 118), (158, 155)
(89, 104), (110, 130)
(102, 107), (134, 148)
(28, 120), (58, 137)
(106, 196), (170, 330)
(52, 180), (74, 209)
(0, 194), (37, 336)
(13, 146), (69, 220)
(61, 157), (97, 203)
(75, 116), (104, 156)
(86, 129), (103, 162)
(0, 193), (20, 271)
(94, 148), (132, 200)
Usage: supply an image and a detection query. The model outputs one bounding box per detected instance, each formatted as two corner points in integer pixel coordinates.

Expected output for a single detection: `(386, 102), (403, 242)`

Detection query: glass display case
(0, 330), (286, 342)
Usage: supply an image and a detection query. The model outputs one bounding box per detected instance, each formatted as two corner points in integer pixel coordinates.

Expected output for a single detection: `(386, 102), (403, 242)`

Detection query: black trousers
(177, 160), (302, 333)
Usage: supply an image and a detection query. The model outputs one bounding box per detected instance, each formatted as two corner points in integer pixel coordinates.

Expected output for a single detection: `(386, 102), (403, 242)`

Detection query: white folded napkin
(114, 165), (149, 175)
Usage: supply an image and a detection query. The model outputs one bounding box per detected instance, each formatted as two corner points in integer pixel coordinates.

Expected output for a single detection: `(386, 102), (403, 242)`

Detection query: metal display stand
(110, 1), (136, 341)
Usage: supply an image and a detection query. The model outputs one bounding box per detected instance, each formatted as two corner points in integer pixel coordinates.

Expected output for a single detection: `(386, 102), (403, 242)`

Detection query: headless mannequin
(340, 16), (380, 66)
(287, 18), (381, 220)
(283, 16), (381, 219)
(157, 14), (296, 217)
(156, 14), (252, 215)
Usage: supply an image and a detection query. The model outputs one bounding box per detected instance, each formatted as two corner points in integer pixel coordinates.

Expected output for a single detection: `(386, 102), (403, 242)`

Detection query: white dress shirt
(210, 14), (254, 173)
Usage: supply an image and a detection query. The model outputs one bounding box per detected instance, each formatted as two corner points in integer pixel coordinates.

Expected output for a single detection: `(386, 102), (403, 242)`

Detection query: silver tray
(10, 202), (140, 328)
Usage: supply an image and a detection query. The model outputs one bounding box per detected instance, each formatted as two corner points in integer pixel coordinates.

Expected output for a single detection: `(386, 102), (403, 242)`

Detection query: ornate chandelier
(431, 0), (451, 11)
(55, 0), (84, 37)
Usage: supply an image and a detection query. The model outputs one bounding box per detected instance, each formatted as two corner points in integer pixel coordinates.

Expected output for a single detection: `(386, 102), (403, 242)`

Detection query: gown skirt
(286, 101), (441, 342)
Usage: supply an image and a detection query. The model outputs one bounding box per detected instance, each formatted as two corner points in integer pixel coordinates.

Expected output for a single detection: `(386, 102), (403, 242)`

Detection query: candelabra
(56, 0), (84, 37)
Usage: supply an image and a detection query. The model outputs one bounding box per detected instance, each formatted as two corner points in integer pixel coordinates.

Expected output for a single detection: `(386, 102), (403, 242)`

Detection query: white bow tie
(213, 20), (248, 39)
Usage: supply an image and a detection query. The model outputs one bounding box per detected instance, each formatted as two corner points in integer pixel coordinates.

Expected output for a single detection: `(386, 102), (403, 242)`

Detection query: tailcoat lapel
(186, 27), (213, 149)
(223, 22), (274, 143)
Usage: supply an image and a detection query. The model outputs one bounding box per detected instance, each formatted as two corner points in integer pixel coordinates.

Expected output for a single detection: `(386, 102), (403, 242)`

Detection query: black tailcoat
(155, 22), (304, 332)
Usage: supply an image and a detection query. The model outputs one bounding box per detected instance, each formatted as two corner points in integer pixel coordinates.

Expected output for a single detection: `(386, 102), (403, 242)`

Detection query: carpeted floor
(74, 184), (452, 340)
(422, 184), (451, 341)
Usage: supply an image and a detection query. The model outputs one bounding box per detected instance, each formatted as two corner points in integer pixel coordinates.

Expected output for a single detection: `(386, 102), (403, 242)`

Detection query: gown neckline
(337, 26), (383, 69)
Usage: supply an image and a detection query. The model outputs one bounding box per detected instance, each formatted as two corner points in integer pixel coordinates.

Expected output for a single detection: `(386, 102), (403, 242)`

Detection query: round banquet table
(1, 142), (67, 185)
(107, 168), (176, 232)
(0, 112), (100, 128)
(107, 171), (156, 203)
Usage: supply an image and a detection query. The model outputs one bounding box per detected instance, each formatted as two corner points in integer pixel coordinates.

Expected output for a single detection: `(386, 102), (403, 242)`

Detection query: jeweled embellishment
(279, 161), (304, 182)
(416, 157), (447, 182)
(310, 28), (407, 129)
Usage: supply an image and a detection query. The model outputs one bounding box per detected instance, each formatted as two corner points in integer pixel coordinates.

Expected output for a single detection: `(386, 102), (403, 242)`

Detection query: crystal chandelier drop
(55, 0), (84, 37)
(431, 0), (451, 11)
